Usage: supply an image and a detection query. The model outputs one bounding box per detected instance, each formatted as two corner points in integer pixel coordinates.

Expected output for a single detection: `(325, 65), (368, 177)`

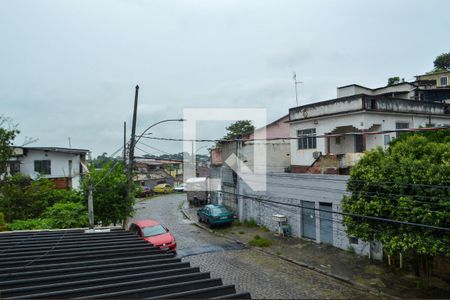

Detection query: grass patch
(260, 226), (270, 232)
(234, 219), (258, 227)
(249, 234), (272, 247)
(239, 231), (245, 234)
(242, 219), (258, 227)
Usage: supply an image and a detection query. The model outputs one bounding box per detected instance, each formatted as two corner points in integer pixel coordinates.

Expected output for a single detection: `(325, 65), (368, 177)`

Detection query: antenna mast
(293, 72), (303, 106)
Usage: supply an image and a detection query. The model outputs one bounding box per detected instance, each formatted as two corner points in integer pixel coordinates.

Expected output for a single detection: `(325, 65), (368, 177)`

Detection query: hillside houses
(208, 71), (450, 258)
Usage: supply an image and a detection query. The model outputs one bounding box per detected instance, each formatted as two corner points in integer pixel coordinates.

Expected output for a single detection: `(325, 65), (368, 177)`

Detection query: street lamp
(128, 118), (185, 189)
(135, 118), (185, 145)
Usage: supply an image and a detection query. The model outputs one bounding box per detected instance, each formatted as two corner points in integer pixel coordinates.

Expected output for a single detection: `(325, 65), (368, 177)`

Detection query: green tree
(387, 76), (400, 86)
(342, 130), (450, 281)
(0, 116), (19, 175)
(223, 120), (255, 140)
(43, 202), (88, 229)
(433, 52), (450, 71)
(82, 162), (133, 226)
(90, 152), (118, 168)
(0, 174), (83, 223)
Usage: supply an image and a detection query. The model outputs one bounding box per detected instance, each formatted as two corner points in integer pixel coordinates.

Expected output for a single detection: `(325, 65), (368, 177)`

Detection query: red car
(129, 220), (177, 252)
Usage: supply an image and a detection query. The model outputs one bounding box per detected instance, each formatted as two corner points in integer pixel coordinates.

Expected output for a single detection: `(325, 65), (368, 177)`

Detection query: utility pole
(87, 178), (94, 229)
(123, 121), (127, 165)
(293, 72), (303, 107)
(126, 85), (139, 228)
(68, 137), (72, 148)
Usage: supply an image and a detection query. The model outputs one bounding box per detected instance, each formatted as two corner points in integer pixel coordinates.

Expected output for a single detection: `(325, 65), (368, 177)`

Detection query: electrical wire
(140, 126), (450, 143)
(218, 191), (450, 231)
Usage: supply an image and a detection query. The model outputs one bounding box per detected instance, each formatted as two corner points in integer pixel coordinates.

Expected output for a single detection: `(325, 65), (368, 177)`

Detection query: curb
(180, 203), (248, 248)
(180, 203), (397, 299)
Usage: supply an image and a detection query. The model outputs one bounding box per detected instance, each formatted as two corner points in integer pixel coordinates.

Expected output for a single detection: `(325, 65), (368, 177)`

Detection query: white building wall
(290, 112), (450, 166)
(19, 150), (83, 189)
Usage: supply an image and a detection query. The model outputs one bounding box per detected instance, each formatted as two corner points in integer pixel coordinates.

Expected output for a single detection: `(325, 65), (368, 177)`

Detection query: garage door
(302, 201), (316, 240)
(319, 202), (333, 244)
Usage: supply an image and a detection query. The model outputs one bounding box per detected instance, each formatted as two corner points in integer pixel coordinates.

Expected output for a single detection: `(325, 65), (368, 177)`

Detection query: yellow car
(153, 183), (174, 194)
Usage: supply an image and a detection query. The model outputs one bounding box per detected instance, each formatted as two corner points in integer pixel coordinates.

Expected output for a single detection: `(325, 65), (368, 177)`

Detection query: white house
(289, 94), (450, 173)
(7, 147), (89, 189)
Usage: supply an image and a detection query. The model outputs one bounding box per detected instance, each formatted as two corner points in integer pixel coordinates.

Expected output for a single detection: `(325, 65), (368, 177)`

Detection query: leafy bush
(7, 218), (52, 230)
(81, 162), (133, 226)
(0, 212), (6, 231)
(342, 130), (450, 281)
(43, 202), (89, 229)
(0, 174), (84, 223)
(249, 234), (272, 247)
(260, 226), (270, 232)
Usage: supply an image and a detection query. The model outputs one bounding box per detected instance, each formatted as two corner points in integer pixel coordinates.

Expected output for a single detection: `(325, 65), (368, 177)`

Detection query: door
(319, 202), (333, 244)
(355, 135), (364, 152)
(302, 201), (316, 240)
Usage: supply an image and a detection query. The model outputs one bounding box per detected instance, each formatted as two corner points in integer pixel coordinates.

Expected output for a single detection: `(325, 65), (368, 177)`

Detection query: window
(141, 225), (167, 237)
(34, 160), (51, 175)
(335, 136), (341, 144)
(395, 122), (409, 138)
(440, 76), (448, 87)
(297, 128), (317, 149)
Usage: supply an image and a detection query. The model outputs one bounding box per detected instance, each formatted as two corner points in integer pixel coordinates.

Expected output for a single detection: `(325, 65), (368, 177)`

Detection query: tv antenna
(293, 72), (303, 106)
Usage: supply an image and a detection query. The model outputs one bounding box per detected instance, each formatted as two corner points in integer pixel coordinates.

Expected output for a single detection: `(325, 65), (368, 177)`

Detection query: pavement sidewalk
(181, 202), (450, 299)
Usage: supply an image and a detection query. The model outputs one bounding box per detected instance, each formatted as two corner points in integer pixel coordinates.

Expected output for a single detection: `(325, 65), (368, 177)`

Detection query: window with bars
(34, 160), (51, 175)
(297, 128), (317, 149)
(395, 122), (409, 138)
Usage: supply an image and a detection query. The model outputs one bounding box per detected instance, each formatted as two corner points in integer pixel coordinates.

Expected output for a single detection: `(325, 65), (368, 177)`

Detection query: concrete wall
(337, 83), (415, 98)
(337, 86), (372, 98)
(239, 140), (290, 173)
(18, 149), (84, 189)
(290, 96), (363, 121)
(290, 112), (450, 166)
(237, 173), (382, 259)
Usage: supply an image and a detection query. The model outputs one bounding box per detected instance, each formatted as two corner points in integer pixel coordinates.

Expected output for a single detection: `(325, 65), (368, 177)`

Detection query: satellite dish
(312, 151), (322, 159)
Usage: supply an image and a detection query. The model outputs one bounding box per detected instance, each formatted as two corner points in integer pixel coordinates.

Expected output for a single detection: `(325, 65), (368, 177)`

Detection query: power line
(219, 191), (450, 232)
(240, 177), (450, 197)
(137, 141), (172, 155)
(140, 126), (450, 143)
(266, 172), (450, 187)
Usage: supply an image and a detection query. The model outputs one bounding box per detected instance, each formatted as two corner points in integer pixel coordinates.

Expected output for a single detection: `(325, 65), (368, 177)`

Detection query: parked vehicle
(129, 220), (176, 252)
(137, 186), (153, 198)
(153, 183), (174, 194)
(197, 204), (234, 228)
(174, 183), (185, 192)
(186, 177), (208, 206)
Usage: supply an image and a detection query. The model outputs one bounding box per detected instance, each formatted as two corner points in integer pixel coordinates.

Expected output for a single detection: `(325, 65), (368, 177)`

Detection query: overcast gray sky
(1, 0), (449, 157)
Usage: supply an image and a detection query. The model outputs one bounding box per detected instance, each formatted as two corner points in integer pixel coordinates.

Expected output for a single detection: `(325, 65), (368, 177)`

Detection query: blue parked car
(197, 205), (234, 228)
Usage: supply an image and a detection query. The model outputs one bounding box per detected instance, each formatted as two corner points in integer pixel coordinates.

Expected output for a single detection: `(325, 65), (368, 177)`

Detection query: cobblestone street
(130, 194), (374, 299)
